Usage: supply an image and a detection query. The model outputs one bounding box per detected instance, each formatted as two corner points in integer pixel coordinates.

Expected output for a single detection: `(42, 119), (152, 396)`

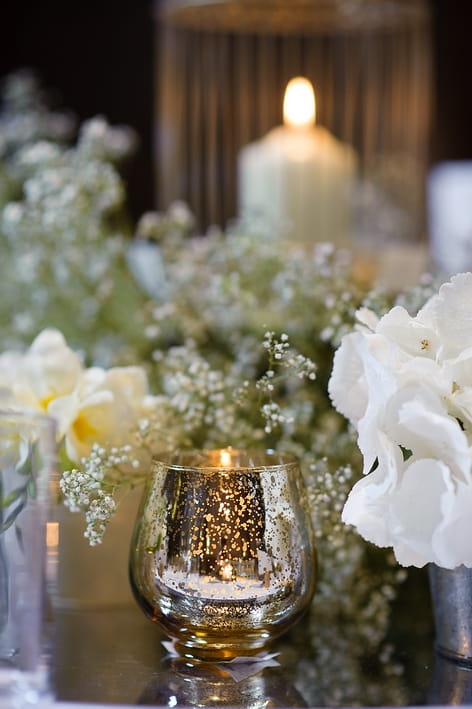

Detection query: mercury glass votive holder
(129, 448), (316, 661)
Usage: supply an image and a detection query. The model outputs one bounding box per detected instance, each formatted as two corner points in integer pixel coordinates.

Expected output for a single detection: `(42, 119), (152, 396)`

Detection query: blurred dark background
(0, 0), (470, 221)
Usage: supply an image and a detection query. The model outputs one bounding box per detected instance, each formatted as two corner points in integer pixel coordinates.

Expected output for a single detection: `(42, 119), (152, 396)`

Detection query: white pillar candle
(428, 161), (472, 276)
(238, 77), (356, 245)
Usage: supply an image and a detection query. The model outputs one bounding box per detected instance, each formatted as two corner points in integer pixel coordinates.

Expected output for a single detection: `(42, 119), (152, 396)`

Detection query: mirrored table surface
(50, 591), (472, 709)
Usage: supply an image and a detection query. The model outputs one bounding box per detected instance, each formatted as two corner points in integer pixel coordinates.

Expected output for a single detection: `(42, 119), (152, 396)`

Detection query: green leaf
(27, 477), (36, 500)
(16, 446), (33, 477)
(1, 485), (27, 509)
(1, 491), (27, 532)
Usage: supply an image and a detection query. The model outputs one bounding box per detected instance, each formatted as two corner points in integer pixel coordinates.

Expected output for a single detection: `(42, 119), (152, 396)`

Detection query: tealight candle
(130, 449), (316, 660)
(238, 77), (357, 244)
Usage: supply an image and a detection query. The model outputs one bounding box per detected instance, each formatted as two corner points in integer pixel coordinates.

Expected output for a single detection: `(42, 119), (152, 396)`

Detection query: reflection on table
(51, 594), (453, 708)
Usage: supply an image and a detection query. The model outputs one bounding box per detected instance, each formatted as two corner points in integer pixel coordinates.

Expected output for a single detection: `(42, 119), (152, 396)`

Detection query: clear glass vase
(129, 448), (316, 661)
(0, 410), (58, 706)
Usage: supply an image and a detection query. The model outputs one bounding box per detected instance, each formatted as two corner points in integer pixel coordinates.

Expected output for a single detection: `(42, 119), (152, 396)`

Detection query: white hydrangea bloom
(329, 272), (472, 569)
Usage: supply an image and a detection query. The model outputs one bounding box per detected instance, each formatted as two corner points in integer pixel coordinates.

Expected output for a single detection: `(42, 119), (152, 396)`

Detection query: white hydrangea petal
(376, 305), (439, 359)
(328, 332), (368, 425)
(416, 294), (437, 328)
(433, 480), (472, 568)
(451, 387), (472, 432)
(355, 307), (379, 331)
(383, 381), (447, 451)
(434, 273), (472, 359)
(329, 329), (406, 431)
(398, 357), (452, 398)
(342, 465), (394, 548)
(444, 346), (472, 392)
(389, 459), (453, 568)
(397, 398), (470, 482)
(355, 339), (402, 475)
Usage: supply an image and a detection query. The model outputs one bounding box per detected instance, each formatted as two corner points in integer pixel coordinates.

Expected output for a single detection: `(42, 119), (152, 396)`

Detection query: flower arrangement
(329, 271), (472, 570)
(0, 69), (432, 705)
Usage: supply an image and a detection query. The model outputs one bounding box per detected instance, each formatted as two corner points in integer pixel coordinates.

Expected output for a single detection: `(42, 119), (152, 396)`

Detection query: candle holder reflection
(138, 657), (309, 707)
(129, 449), (316, 661)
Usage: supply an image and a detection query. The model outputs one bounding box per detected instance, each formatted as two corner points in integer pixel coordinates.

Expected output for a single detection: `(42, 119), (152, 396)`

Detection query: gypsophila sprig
(0, 73), (148, 364)
(257, 332), (316, 435)
(60, 443), (145, 545)
(0, 70), (76, 209)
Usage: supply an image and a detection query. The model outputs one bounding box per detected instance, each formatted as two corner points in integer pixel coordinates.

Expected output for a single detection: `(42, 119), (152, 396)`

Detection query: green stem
(0, 473), (9, 636)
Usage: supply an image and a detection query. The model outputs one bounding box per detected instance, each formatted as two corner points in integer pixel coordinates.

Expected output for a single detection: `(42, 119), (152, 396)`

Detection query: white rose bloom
(48, 365), (149, 462)
(330, 271), (472, 568)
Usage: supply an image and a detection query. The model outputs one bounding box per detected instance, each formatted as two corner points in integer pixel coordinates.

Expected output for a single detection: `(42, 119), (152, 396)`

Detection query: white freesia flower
(0, 328), (151, 464)
(0, 351), (23, 408)
(329, 272), (472, 569)
(22, 328), (83, 408)
(0, 329), (83, 413)
(48, 365), (149, 462)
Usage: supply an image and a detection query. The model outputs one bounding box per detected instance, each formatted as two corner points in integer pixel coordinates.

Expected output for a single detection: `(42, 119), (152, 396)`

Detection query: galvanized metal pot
(429, 563), (472, 665)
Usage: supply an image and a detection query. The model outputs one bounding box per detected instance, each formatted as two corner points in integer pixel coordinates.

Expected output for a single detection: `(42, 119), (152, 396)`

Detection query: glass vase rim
(152, 447), (300, 473)
(0, 408), (56, 431)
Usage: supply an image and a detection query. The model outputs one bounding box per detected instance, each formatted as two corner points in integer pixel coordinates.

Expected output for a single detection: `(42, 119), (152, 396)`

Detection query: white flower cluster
(60, 443), (143, 545)
(257, 332), (316, 434)
(0, 77), (147, 363)
(0, 328), (158, 543)
(135, 201), (195, 242)
(0, 70), (75, 163)
(329, 272), (472, 569)
(155, 341), (264, 447)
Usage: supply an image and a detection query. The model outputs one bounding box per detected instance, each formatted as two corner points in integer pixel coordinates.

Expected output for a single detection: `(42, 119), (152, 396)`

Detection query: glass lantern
(154, 0), (432, 279)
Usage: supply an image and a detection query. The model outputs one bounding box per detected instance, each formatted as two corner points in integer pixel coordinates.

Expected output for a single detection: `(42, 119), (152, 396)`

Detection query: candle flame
(220, 562), (234, 581)
(283, 77), (316, 129)
(220, 449), (232, 467)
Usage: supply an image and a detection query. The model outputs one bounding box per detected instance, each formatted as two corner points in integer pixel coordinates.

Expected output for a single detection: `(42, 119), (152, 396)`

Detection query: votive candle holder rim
(152, 447), (299, 474)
